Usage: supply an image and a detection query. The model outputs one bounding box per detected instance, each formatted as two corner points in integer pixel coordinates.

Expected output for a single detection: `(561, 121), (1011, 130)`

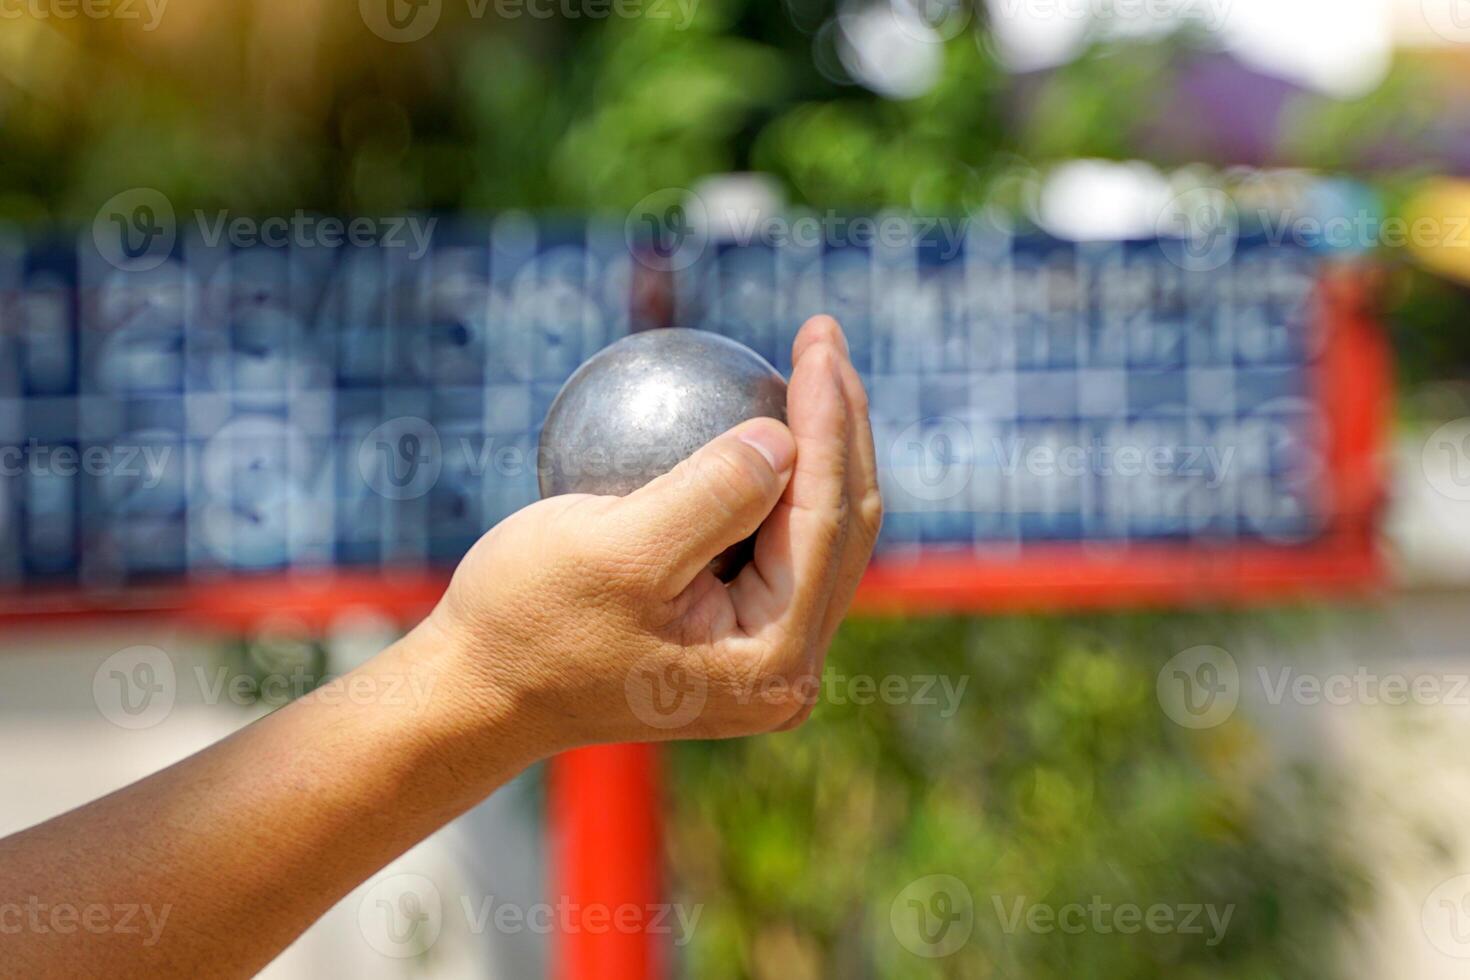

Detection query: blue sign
(0, 219), (1328, 589)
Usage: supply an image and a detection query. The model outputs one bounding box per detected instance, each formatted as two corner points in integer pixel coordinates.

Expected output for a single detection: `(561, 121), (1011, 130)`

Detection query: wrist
(391, 611), (565, 776)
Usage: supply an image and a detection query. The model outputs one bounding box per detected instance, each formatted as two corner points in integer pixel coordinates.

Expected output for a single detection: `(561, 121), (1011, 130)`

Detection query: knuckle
(824, 495), (852, 543)
(858, 487), (884, 539)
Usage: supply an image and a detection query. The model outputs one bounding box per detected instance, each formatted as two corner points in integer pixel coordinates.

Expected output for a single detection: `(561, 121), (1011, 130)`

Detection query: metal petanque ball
(538, 328), (788, 581)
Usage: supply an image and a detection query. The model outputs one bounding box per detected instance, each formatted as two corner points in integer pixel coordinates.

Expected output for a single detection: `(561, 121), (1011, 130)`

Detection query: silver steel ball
(538, 328), (788, 581)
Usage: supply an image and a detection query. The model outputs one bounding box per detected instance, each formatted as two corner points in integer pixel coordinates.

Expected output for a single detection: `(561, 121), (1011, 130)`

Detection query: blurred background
(6, 0), (1470, 977)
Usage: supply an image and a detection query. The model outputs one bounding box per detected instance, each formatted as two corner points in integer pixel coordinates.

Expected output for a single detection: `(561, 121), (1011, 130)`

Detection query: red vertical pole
(549, 743), (663, 980)
(545, 243), (670, 980)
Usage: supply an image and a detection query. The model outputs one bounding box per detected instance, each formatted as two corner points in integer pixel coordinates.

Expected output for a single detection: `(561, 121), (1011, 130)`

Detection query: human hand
(428, 315), (882, 754)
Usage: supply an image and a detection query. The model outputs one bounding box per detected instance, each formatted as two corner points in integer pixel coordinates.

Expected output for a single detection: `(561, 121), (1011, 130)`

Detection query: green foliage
(668, 614), (1365, 979)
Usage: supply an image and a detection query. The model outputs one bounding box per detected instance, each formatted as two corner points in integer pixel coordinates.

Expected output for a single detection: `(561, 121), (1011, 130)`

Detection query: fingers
(613, 416), (796, 596)
(817, 318), (883, 646)
(728, 318), (851, 649)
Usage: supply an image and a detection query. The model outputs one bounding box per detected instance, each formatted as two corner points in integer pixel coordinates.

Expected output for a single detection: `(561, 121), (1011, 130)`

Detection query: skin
(0, 316), (883, 978)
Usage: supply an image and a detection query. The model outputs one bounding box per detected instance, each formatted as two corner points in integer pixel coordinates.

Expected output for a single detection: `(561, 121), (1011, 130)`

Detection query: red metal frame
(0, 265), (1392, 980)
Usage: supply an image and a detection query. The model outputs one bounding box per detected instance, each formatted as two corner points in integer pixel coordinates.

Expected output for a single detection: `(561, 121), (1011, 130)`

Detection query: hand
(0, 316), (880, 978)
(429, 316), (882, 753)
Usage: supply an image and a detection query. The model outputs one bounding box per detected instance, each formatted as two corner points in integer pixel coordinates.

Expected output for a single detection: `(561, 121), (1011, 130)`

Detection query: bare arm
(0, 317), (882, 977)
(0, 620), (532, 975)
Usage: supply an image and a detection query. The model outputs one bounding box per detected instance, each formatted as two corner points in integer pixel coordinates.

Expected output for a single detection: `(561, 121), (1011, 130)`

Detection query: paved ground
(0, 622), (547, 979)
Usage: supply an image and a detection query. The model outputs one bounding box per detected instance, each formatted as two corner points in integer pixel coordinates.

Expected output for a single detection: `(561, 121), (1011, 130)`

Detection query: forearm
(0, 618), (542, 978)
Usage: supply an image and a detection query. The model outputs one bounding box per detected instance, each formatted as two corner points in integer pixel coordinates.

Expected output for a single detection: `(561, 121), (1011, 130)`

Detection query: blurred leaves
(668, 614), (1366, 979)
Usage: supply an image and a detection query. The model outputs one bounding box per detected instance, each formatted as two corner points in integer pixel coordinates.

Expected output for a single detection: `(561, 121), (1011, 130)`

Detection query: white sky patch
(1037, 159), (1173, 240)
(984, 0), (1397, 98)
(838, 1), (945, 99)
(984, 0), (1091, 71)
(1216, 0), (1394, 98)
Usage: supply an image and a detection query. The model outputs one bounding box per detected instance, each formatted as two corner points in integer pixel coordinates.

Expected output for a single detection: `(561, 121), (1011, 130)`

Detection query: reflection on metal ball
(538, 328), (788, 581)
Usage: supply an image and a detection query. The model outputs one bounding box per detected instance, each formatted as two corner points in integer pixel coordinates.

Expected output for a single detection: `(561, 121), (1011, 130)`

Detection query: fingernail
(738, 419), (796, 474)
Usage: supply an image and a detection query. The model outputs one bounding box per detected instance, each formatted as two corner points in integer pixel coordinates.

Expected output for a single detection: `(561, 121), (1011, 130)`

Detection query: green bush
(668, 614), (1365, 979)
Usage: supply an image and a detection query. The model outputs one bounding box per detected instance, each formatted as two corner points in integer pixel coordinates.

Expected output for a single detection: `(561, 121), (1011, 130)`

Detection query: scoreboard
(0, 217), (1388, 617)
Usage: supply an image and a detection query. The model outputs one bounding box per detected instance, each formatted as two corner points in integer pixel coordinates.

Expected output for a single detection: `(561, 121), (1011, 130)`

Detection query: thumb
(613, 417), (795, 592)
